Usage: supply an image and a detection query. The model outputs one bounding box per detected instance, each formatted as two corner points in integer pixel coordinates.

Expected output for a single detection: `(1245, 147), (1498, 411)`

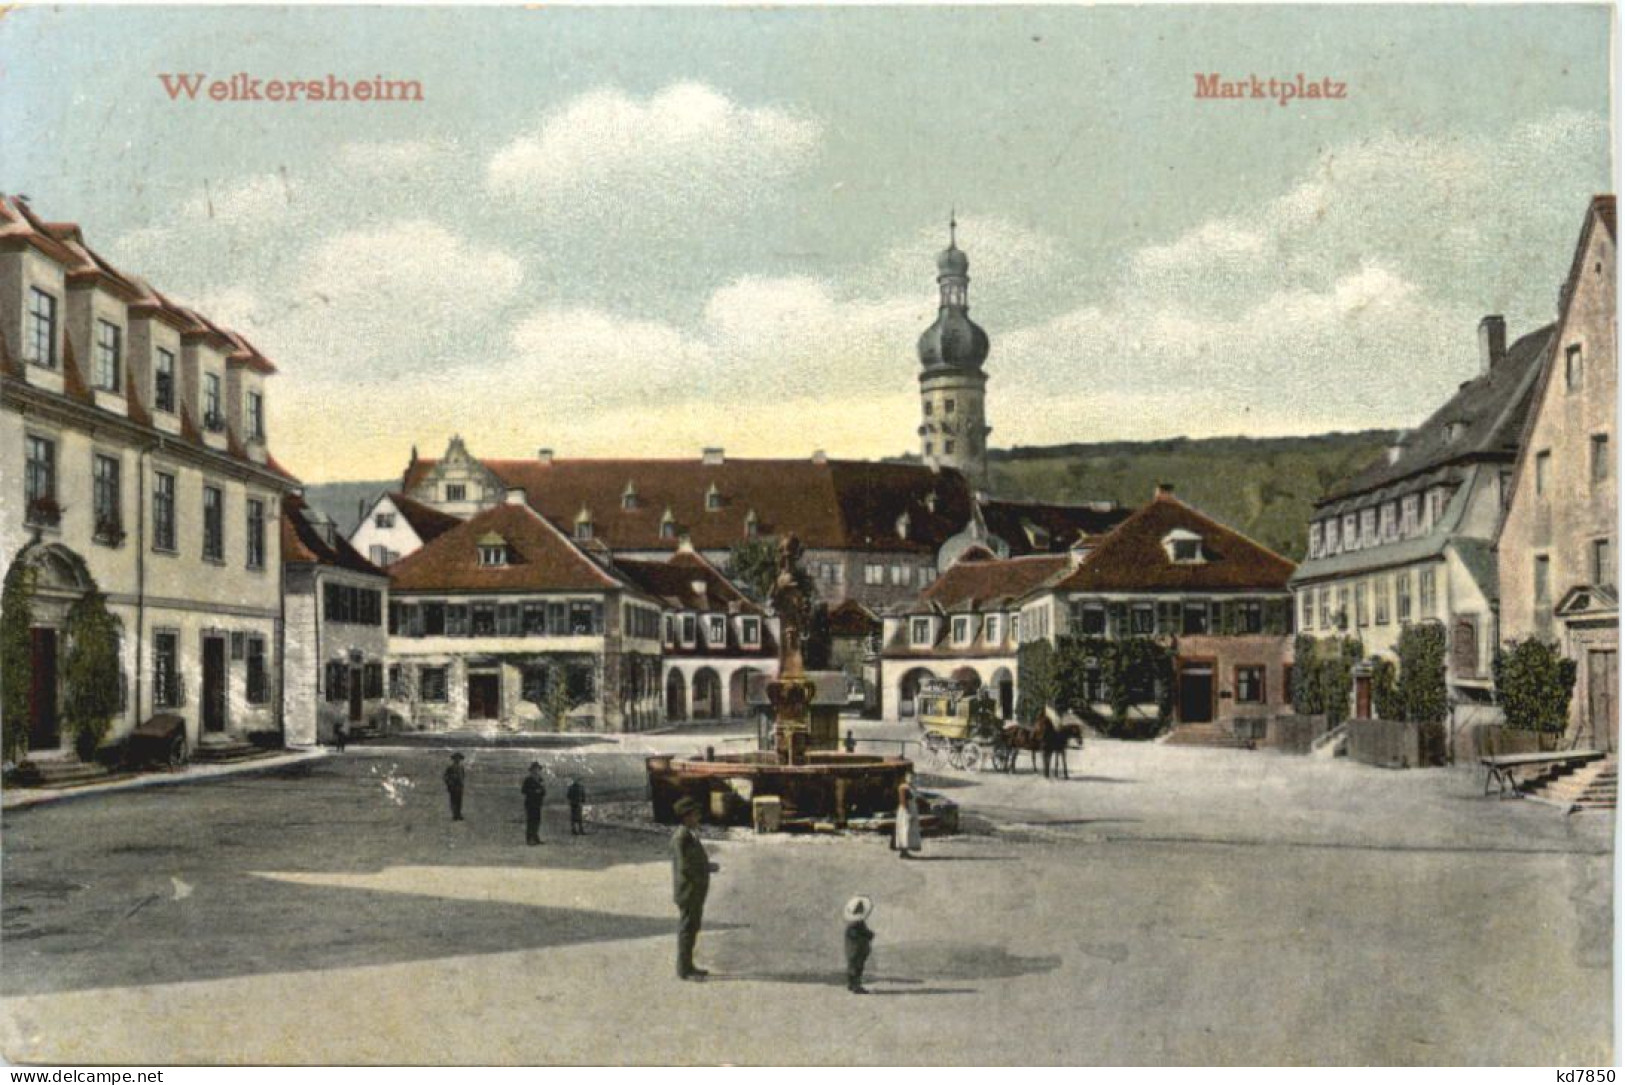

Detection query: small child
(566, 776), (587, 835)
(843, 896), (875, 994)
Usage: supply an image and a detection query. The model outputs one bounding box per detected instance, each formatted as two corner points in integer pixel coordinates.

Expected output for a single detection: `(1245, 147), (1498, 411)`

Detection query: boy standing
(566, 777), (587, 835)
(843, 896), (875, 994)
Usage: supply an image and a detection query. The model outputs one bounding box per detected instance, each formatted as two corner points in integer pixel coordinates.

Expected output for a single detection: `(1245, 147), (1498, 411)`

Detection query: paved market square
(1, 724), (1614, 1065)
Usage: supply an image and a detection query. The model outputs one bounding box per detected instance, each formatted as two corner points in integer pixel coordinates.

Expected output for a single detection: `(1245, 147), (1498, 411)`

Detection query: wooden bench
(1480, 750), (1605, 798)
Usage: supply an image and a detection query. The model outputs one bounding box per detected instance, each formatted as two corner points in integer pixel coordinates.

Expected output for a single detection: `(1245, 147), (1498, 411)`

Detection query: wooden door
(1178, 665), (1214, 723)
(468, 674), (500, 720)
(28, 627), (59, 750)
(1587, 650), (1617, 752)
(1355, 674), (1372, 720)
(202, 636), (227, 733)
(349, 667), (364, 722)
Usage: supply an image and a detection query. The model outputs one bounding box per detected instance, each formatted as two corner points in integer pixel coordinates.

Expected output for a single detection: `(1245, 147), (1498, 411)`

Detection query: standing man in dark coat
(522, 762), (547, 845)
(443, 752), (466, 821)
(566, 777), (587, 835)
(671, 796), (719, 980)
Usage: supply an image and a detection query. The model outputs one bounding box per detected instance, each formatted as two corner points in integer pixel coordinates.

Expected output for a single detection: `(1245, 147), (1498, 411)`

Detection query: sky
(0, 5), (1614, 483)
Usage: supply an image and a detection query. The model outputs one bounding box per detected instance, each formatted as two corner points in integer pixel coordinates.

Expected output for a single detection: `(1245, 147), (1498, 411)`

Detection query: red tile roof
(389, 501), (627, 594)
(282, 494), (385, 576)
(401, 456), (975, 554)
(614, 549), (763, 614)
(1048, 489), (1296, 594)
(910, 548), (1071, 613)
(828, 598), (881, 636)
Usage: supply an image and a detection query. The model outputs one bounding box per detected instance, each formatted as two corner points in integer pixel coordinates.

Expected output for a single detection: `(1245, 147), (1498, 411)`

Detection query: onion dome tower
(916, 214), (991, 484)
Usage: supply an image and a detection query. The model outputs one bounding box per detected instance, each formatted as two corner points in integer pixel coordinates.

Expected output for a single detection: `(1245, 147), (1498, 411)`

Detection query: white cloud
(487, 82), (822, 223)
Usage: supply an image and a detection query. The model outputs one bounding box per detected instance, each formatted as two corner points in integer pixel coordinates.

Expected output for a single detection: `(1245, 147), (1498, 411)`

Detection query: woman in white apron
(894, 780), (921, 859)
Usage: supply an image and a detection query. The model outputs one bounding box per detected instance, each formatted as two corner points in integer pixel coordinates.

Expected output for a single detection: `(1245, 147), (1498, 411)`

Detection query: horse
(1001, 711), (1084, 779)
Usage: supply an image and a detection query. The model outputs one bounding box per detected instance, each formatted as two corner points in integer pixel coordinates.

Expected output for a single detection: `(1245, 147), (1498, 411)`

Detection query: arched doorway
(991, 666), (1015, 720)
(896, 667), (935, 719)
(729, 667), (764, 719)
(951, 666), (982, 693)
(691, 668), (722, 721)
(7, 542), (96, 755)
(665, 669), (687, 722)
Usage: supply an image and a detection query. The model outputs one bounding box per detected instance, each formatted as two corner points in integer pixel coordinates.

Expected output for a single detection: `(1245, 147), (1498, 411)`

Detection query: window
(368, 545), (400, 567)
(706, 486), (722, 511)
(566, 664), (595, 704)
(478, 544), (507, 567)
(1534, 555), (1551, 604)
(985, 614), (1001, 644)
(1419, 568), (1437, 618)
(471, 604), (496, 636)
(422, 602), (447, 636)
(1181, 601), (1209, 635)
(154, 348), (176, 412)
(26, 288), (57, 368)
(374, 512), (396, 529)
(1301, 591), (1314, 630)
(1396, 573), (1412, 623)
(944, 439), (956, 456)
(363, 663), (383, 699)
(911, 617), (933, 646)
(1535, 451), (1551, 495)
(1566, 344), (1583, 391)
(246, 391), (265, 441)
(576, 519), (593, 541)
(572, 601), (603, 635)
(1401, 495), (1420, 537)
(94, 320), (122, 391)
(152, 471), (176, 551)
(951, 616), (971, 644)
(1592, 435), (1609, 486)
(890, 564), (908, 586)
(93, 454), (121, 542)
(203, 373), (223, 430)
(1336, 587), (1350, 627)
(445, 483), (466, 502)
(1318, 588), (1331, 630)
(1238, 600), (1263, 634)
(865, 563), (884, 585)
(246, 498), (266, 569)
(387, 665), (407, 699)
(419, 666), (449, 702)
(446, 604), (470, 636)
(1379, 503), (1397, 542)
(1171, 538), (1201, 563)
(944, 399), (956, 415)
(923, 401), (933, 416)
(522, 603), (547, 636)
(202, 485), (224, 561)
(1342, 514), (1358, 551)
(923, 441), (933, 457)
(706, 615), (726, 645)
(521, 665), (551, 705)
(497, 604), (521, 636)
(1359, 509), (1377, 548)
(547, 602), (568, 635)
(1354, 582), (1369, 627)
(24, 435), (56, 523)
(741, 616), (761, 646)
(1594, 539), (1613, 588)
(153, 632), (181, 708)
(1131, 604), (1155, 635)
(1373, 576), (1390, 625)
(1325, 519), (1340, 554)
(323, 583), (384, 626)
(1309, 523), (1323, 559)
(246, 637), (268, 704)
(1235, 665), (1265, 704)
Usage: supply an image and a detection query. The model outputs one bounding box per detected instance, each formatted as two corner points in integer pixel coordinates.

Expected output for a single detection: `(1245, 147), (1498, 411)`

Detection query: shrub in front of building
(1493, 637), (1578, 751)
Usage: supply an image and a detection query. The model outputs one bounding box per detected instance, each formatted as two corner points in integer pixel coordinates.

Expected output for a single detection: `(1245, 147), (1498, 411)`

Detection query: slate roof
(282, 494), (386, 577)
(980, 497), (1130, 553)
(1047, 490), (1296, 594)
(389, 501), (626, 594)
(1320, 323), (1556, 503)
(388, 491), (461, 545)
(614, 549), (764, 615)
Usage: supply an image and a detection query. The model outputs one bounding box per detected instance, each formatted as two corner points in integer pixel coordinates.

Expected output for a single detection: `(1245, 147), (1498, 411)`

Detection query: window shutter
(1109, 602), (1129, 639)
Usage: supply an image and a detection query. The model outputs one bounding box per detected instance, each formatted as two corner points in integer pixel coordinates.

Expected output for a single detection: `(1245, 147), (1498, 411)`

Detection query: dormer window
(744, 509), (759, 540)
(26, 288), (57, 369)
(94, 320), (122, 392)
(910, 617), (933, 647)
(446, 483), (467, 503)
(705, 483), (722, 511)
(896, 511), (911, 540)
(204, 372), (224, 430)
(951, 616), (972, 644)
(575, 506), (593, 540)
(985, 614), (1001, 644)
(477, 533), (508, 567)
(1443, 421), (1466, 444)
(154, 348), (176, 412)
(246, 390), (265, 442)
(740, 616), (761, 647)
(660, 507), (677, 540)
(1309, 522), (1323, 559)
(706, 615), (726, 645)
(622, 482), (638, 510)
(1163, 529), (1204, 564)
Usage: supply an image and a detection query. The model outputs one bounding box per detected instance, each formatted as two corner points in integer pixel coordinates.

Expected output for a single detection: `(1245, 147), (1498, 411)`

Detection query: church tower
(916, 216), (991, 484)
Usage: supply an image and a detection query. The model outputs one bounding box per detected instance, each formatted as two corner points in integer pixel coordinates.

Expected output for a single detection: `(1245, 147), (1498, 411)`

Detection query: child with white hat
(843, 896), (875, 994)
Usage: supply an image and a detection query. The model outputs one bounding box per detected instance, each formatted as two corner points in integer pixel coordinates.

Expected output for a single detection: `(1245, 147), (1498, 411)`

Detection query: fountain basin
(647, 752), (917, 829)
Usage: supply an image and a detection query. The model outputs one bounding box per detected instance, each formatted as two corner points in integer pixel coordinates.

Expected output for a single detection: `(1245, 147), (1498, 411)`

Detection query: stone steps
(1523, 756), (1617, 809)
(10, 758), (114, 788)
(1161, 724), (1253, 750)
(191, 741), (279, 765)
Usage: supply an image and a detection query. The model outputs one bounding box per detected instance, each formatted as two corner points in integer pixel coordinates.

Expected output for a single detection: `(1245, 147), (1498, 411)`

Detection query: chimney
(811, 449), (827, 465)
(537, 448), (554, 464)
(701, 447), (725, 466)
(1478, 315), (1507, 375)
(1155, 482), (1176, 500)
(505, 488), (527, 505)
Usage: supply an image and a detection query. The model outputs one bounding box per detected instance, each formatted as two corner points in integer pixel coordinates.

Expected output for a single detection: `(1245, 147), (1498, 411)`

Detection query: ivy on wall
(1291, 634), (1364, 725)
(1493, 637), (1578, 749)
(1, 551), (38, 763)
(62, 589), (122, 759)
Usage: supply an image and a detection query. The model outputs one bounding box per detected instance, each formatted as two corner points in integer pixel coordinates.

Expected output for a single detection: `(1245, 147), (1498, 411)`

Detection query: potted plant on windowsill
(94, 517), (125, 546)
(25, 496), (62, 528)
(203, 411), (227, 433)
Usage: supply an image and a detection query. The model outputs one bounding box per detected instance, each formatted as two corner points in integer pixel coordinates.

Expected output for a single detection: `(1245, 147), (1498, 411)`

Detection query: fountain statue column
(767, 534), (815, 765)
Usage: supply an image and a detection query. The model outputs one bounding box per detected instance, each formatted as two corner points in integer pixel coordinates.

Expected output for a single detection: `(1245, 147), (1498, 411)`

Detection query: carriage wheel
(960, 742), (982, 772)
(946, 743), (965, 771)
(922, 732), (946, 767)
(167, 735), (189, 768)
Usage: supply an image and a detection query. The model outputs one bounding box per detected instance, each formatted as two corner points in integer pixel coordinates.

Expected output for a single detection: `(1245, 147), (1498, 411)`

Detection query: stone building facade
(1496, 196), (1618, 750)
(916, 219), (992, 485)
(1, 194), (299, 762)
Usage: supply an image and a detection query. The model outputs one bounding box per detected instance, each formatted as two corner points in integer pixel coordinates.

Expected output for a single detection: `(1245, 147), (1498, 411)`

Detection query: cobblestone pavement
(0, 735), (1613, 1065)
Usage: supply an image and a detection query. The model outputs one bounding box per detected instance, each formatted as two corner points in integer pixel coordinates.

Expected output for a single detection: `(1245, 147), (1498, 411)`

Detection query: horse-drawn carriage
(915, 679), (1014, 772)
